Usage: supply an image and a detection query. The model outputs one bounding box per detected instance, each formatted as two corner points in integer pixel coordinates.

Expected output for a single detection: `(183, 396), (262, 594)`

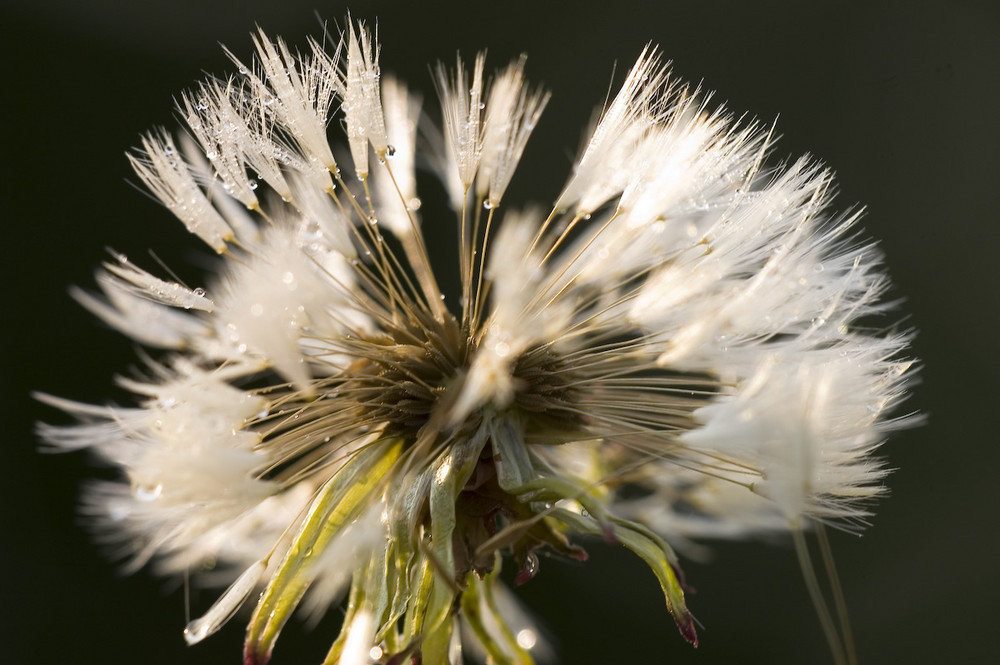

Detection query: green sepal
(553, 508), (698, 646)
(244, 437), (404, 664)
(490, 415), (536, 492)
(461, 562), (535, 665)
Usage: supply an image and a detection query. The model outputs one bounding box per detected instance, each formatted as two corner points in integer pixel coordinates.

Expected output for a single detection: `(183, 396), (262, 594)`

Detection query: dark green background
(2, 1), (997, 663)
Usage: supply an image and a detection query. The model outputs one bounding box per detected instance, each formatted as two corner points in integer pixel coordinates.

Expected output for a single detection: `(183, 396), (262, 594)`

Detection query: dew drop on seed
(193, 287), (206, 297)
(134, 483), (163, 502)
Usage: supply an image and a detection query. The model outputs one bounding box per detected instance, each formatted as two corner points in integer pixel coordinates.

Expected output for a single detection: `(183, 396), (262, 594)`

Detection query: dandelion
(38, 19), (917, 665)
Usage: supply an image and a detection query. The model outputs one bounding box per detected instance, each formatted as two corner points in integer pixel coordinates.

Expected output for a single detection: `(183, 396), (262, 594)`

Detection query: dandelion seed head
(38, 18), (918, 665)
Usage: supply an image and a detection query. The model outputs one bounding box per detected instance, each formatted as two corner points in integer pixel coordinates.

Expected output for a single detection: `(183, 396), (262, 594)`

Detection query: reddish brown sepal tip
(244, 646), (271, 665)
(601, 522), (617, 544)
(675, 615), (699, 647)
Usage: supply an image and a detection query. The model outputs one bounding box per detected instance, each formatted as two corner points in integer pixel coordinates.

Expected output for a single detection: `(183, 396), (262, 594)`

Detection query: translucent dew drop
(134, 483), (163, 502)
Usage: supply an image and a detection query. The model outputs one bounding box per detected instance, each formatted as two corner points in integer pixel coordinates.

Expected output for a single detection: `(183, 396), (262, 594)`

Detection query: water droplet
(515, 552), (539, 585)
(134, 483), (163, 502)
(192, 287), (206, 297)
(813, 263), (825, 273)
(282, 272), (295, 285)
(483, 200), (493, 210)
(385, 144), (396, 157)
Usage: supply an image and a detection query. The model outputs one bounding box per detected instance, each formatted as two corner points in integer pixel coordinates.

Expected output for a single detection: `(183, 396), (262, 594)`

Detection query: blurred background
(2, 1), (997, 663)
